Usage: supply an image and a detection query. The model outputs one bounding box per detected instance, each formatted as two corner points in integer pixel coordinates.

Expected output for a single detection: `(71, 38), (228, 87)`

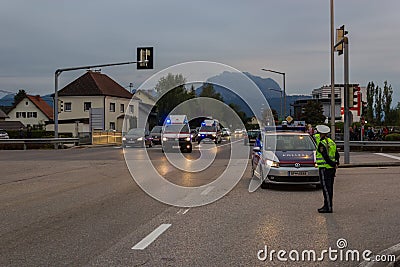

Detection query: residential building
(49, 71), (140, 135)
(6, 95), (53, 128)
(0, 109), (8, 121)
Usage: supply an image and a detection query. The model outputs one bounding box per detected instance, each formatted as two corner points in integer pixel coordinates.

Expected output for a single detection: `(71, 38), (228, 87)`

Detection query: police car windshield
(266, 134), (315, 151)
(200, 126), (216, 132)
(164, 124), (190, 133)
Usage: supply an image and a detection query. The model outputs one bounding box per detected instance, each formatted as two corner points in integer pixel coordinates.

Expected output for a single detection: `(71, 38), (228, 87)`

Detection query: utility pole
(330, 0), (336, 139)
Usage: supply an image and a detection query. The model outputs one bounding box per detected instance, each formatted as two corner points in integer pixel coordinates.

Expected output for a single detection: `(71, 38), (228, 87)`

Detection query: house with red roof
(51, 71), (142, 134)
(6, 95), (53, 129)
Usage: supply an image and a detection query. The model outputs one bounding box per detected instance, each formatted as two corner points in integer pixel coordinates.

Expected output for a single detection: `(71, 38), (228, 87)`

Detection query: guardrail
(335, 140), (400, 152)
(0, 138), (79, 150)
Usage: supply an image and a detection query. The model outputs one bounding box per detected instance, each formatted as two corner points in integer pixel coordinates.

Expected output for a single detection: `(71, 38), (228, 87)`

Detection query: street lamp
(261, 68), (286, 118)
(268, 88), (283, 120)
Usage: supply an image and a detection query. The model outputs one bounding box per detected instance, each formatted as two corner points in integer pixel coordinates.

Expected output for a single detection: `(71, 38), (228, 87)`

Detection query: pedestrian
(314, 125), (340, 213)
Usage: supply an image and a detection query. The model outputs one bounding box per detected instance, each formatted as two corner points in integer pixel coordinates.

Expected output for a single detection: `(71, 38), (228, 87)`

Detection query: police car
(251, 126), (320, 189)
(162, 115), (193, 153)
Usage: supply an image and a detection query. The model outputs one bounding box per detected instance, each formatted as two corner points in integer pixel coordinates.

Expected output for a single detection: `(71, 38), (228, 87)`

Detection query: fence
(91, 130), (122, 145)
(0, 138), (79, 150)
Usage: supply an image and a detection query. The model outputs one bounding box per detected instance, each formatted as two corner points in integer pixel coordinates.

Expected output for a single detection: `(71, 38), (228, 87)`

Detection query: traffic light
(57, 99), (63, 113)
(336, 25), (348, 55)
(137, 47), (153, 69)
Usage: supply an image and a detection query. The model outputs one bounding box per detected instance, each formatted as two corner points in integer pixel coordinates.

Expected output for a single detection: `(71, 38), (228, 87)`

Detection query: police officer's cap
(316, 125), (330, 134)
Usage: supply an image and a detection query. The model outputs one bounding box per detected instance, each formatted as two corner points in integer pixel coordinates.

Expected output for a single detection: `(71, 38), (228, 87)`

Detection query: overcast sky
(1, 0), (399, 103)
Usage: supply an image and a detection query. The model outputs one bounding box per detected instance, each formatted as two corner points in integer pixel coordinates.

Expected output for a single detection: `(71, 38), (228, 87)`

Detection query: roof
(58, 71), (133, 99)
(0, 109), (8, 119)
(0, 121), (25, 130)
(26, 95), (54, 120)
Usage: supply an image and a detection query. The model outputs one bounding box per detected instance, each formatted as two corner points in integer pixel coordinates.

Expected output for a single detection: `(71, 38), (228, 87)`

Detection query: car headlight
(314, 163), (318, 168)
(163, 137), (167, 141)
(266, 160), (280, 168)
(186, 137), (191, 141)
(212, 134), (216, 137)
(137, 137), (143, 141)
(122, 137), (126, 141)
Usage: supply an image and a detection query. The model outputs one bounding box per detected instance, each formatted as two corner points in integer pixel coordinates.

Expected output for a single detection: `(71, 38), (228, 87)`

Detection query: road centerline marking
(201, 186), (215, 195)
(131, 224), (171, 250)
(374, 153), (400, 161)
(182, 208), (190, 214)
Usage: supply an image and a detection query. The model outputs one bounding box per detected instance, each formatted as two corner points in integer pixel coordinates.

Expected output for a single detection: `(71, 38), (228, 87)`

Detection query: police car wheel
(260, 181), (270, 189)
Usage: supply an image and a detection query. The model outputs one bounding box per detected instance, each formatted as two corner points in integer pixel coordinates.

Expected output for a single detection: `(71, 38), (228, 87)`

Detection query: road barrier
(0, 138), (79, 150)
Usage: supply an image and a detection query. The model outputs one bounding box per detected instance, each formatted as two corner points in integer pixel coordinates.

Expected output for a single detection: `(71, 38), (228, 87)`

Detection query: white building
(6, 95), (53, 128)
(48, 71), (141, 135)
(312, 84), (366, 123)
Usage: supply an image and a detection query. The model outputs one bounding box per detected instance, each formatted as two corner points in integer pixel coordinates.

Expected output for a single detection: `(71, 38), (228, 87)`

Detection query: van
(197, 119), (222, 144)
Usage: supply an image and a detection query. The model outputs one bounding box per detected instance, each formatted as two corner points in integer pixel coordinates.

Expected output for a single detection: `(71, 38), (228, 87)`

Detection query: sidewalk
(339, 152), (400, 168)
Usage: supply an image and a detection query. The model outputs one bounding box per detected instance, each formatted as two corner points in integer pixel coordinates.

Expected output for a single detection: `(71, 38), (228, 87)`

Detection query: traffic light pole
(54, 60), (144, 139)
(343, 37), (350, 164)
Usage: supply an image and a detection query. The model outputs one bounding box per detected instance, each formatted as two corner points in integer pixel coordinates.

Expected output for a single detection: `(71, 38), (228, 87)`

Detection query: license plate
(289, 171), (308, 176)
(128, 141), (136, 144)
(172, 145), (181, 149)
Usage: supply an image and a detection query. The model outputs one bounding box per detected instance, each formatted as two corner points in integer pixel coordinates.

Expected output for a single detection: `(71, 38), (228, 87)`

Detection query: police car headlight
(163, 137), (167, 141)
(185, 137), (191, 141)
(137, 137), (143, 141)
(266, 160), (280, 168)
(122, 137), (126, 141)
(212, 134), (216, 137)
(314, 163), (318, 168)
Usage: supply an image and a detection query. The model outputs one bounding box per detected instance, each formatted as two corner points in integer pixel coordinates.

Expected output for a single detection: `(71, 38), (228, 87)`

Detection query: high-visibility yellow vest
(315, 134), (337, 169)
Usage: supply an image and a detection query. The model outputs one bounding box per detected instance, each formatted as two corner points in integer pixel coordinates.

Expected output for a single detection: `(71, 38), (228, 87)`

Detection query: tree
(199, 83), (223, 101)
(374, 85), (383, 125)
(228, 103), (247, 125)
(366, 82), (375, 123)
(13, 89), (27, 105)
(382, 81), (393, 124)
(154, 73), (195, 123)
(300, 100), (325, 125)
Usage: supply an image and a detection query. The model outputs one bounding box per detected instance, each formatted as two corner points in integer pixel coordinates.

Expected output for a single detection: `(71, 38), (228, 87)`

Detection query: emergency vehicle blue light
(166, 119), (171, 124)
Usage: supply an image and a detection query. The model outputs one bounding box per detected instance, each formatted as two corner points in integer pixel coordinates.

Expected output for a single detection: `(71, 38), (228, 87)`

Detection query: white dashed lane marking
(201, 186), (215, 195)
(131, 224), (171, 250)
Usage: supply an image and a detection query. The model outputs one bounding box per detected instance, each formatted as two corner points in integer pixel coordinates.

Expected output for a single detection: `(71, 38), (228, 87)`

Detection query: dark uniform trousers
(319, 167), (336, 211)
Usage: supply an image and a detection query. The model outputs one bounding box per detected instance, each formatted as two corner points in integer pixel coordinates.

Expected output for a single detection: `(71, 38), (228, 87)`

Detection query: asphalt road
(1, 138), (399, 266)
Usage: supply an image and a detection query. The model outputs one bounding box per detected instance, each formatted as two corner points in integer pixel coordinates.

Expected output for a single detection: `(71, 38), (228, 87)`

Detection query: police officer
(314, 125), (340, 213)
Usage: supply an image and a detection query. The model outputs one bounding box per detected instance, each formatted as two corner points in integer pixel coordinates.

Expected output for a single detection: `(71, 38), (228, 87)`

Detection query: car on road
(197, 119), (222, 144)
(149, 126), (163, 145)
(221, 128), (231, 137)
(0, 129), (9, 139)
(122, 128), (152, 148)
(234, 129), (243, 135)
(244, 129), (260, 145)
(251, 131), (320, 189)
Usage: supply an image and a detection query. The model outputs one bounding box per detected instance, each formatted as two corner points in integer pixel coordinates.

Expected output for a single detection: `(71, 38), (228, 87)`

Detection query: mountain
(0, 94), (15, 107)
(196, 71), (311, 118)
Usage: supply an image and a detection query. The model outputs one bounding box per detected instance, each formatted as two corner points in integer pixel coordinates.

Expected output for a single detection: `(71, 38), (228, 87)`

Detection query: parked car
(0, 129), (9, 139)
(149, 126), (163, 145)
(251, 131), (320, 189)
(244, 129), (260, 145)
(122, 128), (152, 148)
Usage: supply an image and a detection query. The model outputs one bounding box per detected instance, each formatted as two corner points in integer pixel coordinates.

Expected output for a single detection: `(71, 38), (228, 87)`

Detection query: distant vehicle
(221, 128), (231, 137)
(190, 128), (199, 142)
(162, 115), (192, 153)
(149, 126), (163, 145)
(197, 119), (222, 144)
(122, 128), (152, 148)
(244, 129), (260, 145)
(234, 129), (243, 135)
(251, 131), (320, 189)
(0, 129), (9, 139)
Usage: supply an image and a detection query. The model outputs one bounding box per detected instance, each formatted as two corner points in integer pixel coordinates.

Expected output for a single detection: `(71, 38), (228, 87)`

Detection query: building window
(129, 105), (134, 114)
(120, 104), (125, 113)
(110, 122), (115, 130)
(84, 102), (91, 111)
(65, 102), (72, 112)
(17, 112), (27, 118)
(25, 101), (29, 106)
(27, 112), (37, 118)
(110, 103), (115, 112)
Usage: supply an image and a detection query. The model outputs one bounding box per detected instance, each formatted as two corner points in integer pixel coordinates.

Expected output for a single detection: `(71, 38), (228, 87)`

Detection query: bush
(384, 133), (400, 141)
